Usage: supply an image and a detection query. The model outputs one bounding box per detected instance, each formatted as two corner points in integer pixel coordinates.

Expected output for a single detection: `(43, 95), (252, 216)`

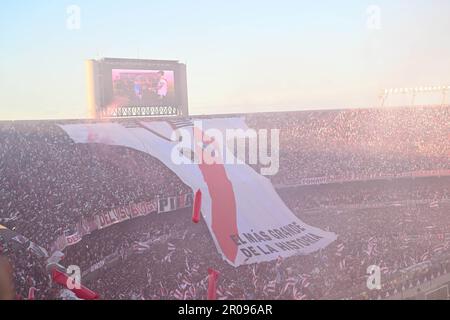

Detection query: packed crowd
(0, 122), (190, 249)
(247, 105), (449, 184)
(281, 177), (449, 211)
(0, 105), (449, 300)
(60, 178), (449, 300)
(0, 241), (53, 300)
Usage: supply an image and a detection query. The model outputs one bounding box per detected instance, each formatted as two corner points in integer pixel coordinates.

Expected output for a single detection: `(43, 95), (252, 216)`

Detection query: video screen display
(109, 69), (176, 109)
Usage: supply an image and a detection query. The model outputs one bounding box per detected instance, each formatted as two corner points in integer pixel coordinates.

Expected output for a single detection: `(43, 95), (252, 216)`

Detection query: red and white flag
(60, 118), (337, 267)
(293, 286), (307, 300)
(207, 268), (220, 300)
(192, 189), (202, 223)
(51, 267), (99, 300)
(28, 287), (37, 300)
(173, 288), (184, 300)
(264, 281), (277, 295)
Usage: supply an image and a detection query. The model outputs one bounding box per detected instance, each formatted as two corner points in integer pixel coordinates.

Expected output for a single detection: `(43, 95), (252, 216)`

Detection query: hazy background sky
(1, 0), (449, 120)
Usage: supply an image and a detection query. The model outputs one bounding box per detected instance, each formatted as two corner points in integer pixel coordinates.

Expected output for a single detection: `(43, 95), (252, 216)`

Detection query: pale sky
(1, 0), (449, 120)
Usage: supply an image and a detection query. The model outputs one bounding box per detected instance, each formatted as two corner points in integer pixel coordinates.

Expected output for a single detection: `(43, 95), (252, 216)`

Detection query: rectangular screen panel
(110, 69), (176, 108)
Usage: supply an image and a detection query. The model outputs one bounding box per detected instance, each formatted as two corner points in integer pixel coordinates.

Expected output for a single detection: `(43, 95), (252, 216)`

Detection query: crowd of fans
(281, 177), (448, 211)
(247, 105), (449, 183)
(0, 122), (190, 249)
(0, 105), (449, 300)
(0, 242), (53, 299)
(59, 178), (449, 300)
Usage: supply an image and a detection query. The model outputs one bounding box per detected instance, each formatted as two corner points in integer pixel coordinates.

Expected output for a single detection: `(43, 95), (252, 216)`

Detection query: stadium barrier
(276, 169), (450, 188)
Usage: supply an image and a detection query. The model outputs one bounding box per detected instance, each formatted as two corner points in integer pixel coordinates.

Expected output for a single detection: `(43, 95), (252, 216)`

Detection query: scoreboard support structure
(101, 106), (180, 118)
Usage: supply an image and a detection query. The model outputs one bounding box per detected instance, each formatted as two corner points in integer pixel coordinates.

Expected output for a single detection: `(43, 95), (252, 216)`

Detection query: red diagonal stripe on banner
(195, 127), (238, 263)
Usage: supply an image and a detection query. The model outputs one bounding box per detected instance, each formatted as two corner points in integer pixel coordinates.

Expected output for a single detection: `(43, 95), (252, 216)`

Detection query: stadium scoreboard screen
(86, 58), (189, 119)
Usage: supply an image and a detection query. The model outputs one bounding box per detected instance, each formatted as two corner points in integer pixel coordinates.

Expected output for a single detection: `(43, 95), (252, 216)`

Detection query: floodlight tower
(379, 85), (450, 107)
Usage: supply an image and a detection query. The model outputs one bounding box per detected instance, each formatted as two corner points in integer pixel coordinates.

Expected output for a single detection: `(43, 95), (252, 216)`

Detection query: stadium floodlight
(383, 85), (450, 94)
(380, 85), (450, 108)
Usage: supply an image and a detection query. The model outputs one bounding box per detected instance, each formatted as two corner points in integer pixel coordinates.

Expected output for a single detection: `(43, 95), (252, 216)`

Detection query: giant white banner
(60, 118), (336, 266)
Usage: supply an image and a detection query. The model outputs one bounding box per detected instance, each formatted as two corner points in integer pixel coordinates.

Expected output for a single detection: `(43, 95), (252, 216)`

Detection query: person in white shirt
(156, 71), (168, 100)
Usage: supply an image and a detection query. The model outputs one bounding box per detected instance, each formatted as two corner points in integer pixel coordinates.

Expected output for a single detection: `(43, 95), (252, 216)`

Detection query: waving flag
(293, 286), (307, 300)
(335, 242), (345, 257)
(192, 189), (202, 224)
(263, 281), (277, 295)
(60, 118), (336, 267)
(27, 287), (37, 300)
(207, 268), (220, 300)
(132, 241), (150, 254)
(51, 267), (99, 300)
(173, 288), (184, 300)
